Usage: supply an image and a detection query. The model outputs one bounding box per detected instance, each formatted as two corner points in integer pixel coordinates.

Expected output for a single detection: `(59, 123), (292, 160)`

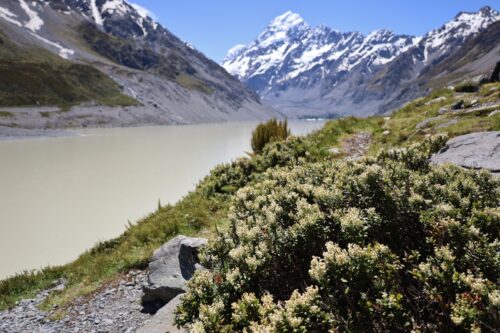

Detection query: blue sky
(130, 0), (500, 62)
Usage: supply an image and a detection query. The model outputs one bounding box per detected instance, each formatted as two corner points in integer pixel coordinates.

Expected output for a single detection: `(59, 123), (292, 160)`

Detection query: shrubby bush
(176, 136), (500, 332)
(251, 119), (290, 154)
(454, 81), (479, 93)
(198, 136), (320, 197)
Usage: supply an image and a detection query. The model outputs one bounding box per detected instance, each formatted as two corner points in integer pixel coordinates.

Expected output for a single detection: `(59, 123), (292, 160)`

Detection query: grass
(175, 74), (214, 94)
(0, 111), (13, 118)
(0, 30), (139, 109)
(0, 192), (229, 311)
(0, 81), (498, 312)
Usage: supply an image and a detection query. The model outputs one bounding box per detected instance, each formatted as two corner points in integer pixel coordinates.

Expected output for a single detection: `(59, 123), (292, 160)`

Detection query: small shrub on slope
(175, 135), (500, 332)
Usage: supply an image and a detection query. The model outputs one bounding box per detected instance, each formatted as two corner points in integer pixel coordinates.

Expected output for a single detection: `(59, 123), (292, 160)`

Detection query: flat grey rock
(415, 116), (443, 129)
(136, 294), (187, 333)
(142, 236), (207, 311)
(431, 131), (500, 176)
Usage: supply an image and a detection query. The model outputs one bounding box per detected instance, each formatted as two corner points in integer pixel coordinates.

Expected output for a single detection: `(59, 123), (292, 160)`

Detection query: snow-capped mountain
(223, 7), (500, 118)
(223, 11), (419, 93)
(422, 6), (500, 65)
(0, 0), (278, 128)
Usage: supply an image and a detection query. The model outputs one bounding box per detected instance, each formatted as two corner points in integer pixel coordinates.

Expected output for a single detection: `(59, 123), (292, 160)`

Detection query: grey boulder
(136, 294), (187, 333)
(451, 100), (464, 110)
(431, 131), (500, 176)
(142, 235), (207, 311)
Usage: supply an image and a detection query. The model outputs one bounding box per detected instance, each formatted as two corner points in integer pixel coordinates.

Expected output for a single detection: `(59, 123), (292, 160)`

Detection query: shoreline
(0, 117), (326, 142)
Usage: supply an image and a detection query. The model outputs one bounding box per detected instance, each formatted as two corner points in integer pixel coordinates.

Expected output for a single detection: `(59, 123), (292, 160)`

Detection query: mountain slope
(223, 7), (500, 118)
(0, 0), (279, 130)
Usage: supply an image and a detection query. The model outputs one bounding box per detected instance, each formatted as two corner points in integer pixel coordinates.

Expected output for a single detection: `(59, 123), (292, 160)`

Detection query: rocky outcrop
(142, 236), (207, 312)
(490, 61), (500, 82)
(431, 131), (500, 176)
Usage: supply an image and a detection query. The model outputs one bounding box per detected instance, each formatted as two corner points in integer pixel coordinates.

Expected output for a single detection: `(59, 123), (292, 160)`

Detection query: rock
(438, 106), (449, 114)
(451, 100), (464, 110)
(136, 294), (187, 333)
(328, 147), (340, 154)
(382, 130), (390, 136)
(469, 99), (479, 107)
(431, 131), (500, 176)
(424, 96), (446, 106)
(490, 61), (500, 82)
(436, 117), (458, 129)
(142, 236), (207, 312)
(488, 110), (500, 117)
(415, 116), (442, 129)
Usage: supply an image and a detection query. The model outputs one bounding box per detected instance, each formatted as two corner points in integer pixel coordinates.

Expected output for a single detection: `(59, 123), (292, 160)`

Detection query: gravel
(0, 270), (152, 333)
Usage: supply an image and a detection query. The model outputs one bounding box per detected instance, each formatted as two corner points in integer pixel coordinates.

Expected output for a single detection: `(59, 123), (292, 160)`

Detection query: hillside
(0, 0), (279, 130)
(0, 29), (137, 108)
(0, 79), (498, 331)
(223, 7), (500, 118)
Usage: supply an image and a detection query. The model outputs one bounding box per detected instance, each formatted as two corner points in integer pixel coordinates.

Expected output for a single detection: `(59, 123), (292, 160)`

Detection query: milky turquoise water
(0, 121), (324, 279)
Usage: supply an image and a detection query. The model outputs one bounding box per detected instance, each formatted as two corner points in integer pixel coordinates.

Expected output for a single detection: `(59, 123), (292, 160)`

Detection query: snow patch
(19, 0), (44, 32)
(0, 6), (22, 27)
(269, 11), (305, 30)
(224, 44), (247, 62)
(90, 0), (103, 26)
(102, 0), (130, 16)
(31, 33), (75, 59)
(129, 2), (156, 20)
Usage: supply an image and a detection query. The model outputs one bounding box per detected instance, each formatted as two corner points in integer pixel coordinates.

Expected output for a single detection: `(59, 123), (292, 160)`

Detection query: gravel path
(0, 270), (152, 333)
(342, 132), (372, 160)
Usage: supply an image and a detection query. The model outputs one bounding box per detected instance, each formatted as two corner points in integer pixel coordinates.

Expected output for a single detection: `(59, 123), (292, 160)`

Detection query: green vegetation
(0, 83), (499, 332)
(454, 81), (479, 93)
(0, 111), (13, 118)
(175, 74), (214, 94)
(0, 30), (138, 108)
(175, 136), (499, 332)
(251, 119), (290, 154)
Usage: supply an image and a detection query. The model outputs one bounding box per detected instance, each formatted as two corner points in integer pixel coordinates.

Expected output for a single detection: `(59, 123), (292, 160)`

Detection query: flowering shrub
(198, 136), (319, 196)
(176, 136), (500, 332)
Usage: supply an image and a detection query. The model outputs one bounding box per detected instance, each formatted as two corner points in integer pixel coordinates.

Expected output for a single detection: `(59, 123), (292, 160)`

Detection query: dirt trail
(341, 132), (372, 160)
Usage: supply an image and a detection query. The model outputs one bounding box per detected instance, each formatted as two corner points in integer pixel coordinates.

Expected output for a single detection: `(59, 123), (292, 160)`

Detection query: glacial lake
(0, 121), (324, 279)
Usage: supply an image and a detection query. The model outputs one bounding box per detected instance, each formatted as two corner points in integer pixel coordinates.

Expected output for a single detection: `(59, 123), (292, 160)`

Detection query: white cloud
(129, 2), (157, 20)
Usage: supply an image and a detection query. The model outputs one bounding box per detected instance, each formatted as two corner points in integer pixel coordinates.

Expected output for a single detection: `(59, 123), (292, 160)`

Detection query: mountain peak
(223, 44), (247, 63)
(454, 5), (500, 20)
(268, 11), (306, 30)
(479, 5), (499, 16)
(423, 6), (500, 59)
